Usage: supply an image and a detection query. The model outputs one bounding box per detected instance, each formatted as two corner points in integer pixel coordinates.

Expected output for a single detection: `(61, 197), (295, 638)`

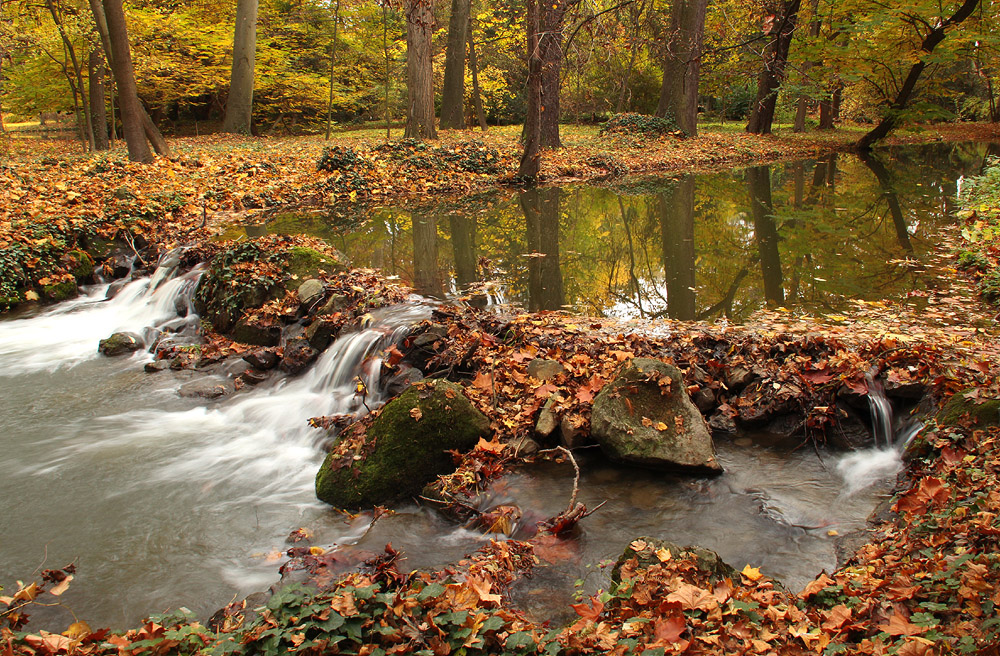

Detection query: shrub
(599, 112), (681, 137)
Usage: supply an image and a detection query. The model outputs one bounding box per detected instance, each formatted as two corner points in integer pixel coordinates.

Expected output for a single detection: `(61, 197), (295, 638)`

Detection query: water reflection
(235, 142), (995, 321)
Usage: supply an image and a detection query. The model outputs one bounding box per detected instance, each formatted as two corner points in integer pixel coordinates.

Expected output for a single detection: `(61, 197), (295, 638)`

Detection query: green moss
(936, 391), (1000, 428)
(316, 380), (490, 509)
(64, 249), (95, 279)
(286, 246), (346, 280)
(42, 280), (78, 301)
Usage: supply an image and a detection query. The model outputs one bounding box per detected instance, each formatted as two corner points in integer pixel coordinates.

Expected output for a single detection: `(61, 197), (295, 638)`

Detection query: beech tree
(656, 0), (709, 136)
(404, 0), (436, 139)
(223, 0), (258, 135)
(98, 0), (151, 162)
(439, 0), (469, 129)
(746, 0), (802, 135)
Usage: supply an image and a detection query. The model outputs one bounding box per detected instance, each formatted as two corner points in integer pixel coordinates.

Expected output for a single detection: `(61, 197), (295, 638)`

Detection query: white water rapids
(0, 255), (913, 630)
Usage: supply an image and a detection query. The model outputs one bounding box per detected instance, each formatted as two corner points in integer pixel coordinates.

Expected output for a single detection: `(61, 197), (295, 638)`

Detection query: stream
(1, 142), (992, 631)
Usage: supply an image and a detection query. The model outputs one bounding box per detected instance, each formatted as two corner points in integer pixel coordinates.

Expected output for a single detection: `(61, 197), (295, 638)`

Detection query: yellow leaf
(63, 621), (91, 640)
(741, 565), (762, 581)
(24, 290), (40, 301)
(655, 547), (672, 562)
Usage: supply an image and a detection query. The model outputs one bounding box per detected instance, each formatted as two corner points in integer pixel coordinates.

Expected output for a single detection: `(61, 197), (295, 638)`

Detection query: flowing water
(2, 142), (984, 630)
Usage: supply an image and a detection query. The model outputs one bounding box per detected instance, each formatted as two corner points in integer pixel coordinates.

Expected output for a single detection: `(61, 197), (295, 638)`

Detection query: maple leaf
(799, 573), (833, 598)
(666, 583), (716, 611)
(534, 381), (558, 399)
(652, 614), (686, 645)
(741, 564), (763, 582)
(472, 371), (493, 393)
(570, 597), (604, 622)
(879, 612), (927, 636)
(410, 407), (423, 422)
(475, 438), (505, 454)
(465, 575), (502, 604)
(821, 604), (851, 630)
(895, 476), (949, 515)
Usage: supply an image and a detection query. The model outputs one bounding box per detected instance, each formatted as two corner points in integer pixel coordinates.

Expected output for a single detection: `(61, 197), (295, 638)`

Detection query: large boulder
(316, 380), (490, 509)
(591, 358), (722, 473)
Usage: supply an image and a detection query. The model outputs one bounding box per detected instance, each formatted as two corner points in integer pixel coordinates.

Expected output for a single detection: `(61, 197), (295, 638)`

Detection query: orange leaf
(879, 612), (927, 637)
(741, 564), (763, 582)
(821, 604), (851, 631)
(465, 576), (501, 604)
(475, 438), (506, 454)
(666, 583), (716, 611)
(799, 573), (834, 599)
(571, 597), (604, 622)
(472, 371), (493, 393)
(652, 614), (686, 644)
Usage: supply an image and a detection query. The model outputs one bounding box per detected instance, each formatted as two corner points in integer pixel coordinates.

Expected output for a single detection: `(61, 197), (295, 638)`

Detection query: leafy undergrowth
(4, 122), (1000, 311)
(956, 160), (1000, 306)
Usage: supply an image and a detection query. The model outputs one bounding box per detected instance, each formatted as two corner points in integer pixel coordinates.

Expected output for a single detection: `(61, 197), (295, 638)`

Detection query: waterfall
(836, 372), (924, 495)
(0, 249), (202, 375)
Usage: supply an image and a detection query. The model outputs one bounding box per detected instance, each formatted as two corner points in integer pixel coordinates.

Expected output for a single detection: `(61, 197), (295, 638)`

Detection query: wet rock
(827, 405), (871, 450)
(43, 280), (78, 301)
(591, 358), (722, 473)
(725, 365), (755, 390)
(535, 395), (561, 437)
(736, 381), (798, 428)
(884, 378), (926, 401)
(232, 318), (281, 347)
(107, 254), (133, 280)
(61, 250), (95, 281)
(280, 338), (319, 375)
(99, 332), (144, 357)
(560, 414), (590, 449)
(243, 349), (280, 370)
(144, 360), (171, 373)
(305, 317), (339, 351)
(286, 246), (347, 279)
(298, 279), (325, 306)
(764, 413), (805, 439)
(611, 536), (737, 584)
(239, 369), (269, 386)
(692, 387), (716, 413)
(936, 390), (1000, 428)
(319, 293), (349, 315)
(509, 436), (540, 456)
(527, 358), (565, 382)
(412, 323), (448, 349)
(178, 379), (231, 399)
(384, 364), (424, 397)
(708, 411), (738, 434)
(315, 379), (490, 509)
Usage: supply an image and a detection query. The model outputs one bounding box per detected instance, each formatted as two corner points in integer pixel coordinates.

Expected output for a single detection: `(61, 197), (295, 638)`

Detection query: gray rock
(279, 338), (319, 375)
(509, 436), (540, 456)
(305, 318), (339, 351)
(298, 279), (325, 306)
(560, 415), (591, 449)
(319, 293), (349, 316)
(178, 379), (231, 399)
(527, 358), (566, 382)
(98, 332), (144, 357)
(144, 359), (171, 373)
(612, 536), (737, 584)
(243, 349), (280, 370)
(591, 358), (722, 473)
(708, 411), (738, 434)
(535, 395), (561, 437)
(693, 387), (716, 412)
(725, 365), (755, 390)
(232, 319), (281, 347)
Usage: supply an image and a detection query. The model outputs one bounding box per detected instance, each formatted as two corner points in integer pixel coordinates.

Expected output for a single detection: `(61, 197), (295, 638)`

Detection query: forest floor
(2, 123), (1000, 655)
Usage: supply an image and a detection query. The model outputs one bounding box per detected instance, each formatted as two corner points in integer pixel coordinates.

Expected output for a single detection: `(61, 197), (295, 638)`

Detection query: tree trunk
(539, 3), (570, 147)
(89, 47), (110, 151)
(224, 0), (259, 135)
(521, 187), (564, 312)
(405, 0), (437, 139)
(858, 150), (913, 253)
(746, 0), (802, 135)
(46, 0), (95, 151)
(518, 0), (543, 179)
(655, 0), (708, 136)
(746, 165), (784, 304)
(383, 2), (391, 139)
(100, 0), (152, 162)
(468, 22), (488, 131)
(411, 212), (443, 297)
(857, 0), (980, 150)
(658, 176), (697, 320)
(439, 0), (470, 129)
(792, 0), (820, 133)
(325, 0), (341, 140)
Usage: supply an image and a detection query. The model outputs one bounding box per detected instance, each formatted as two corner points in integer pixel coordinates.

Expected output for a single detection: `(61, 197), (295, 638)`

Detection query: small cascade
(864, 370), (894, 448)
(836, 372), (926, 494)
(0, 249), (201, 375)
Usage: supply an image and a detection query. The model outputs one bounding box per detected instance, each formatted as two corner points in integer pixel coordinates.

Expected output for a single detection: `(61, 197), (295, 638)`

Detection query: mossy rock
(936, 390), (1000, 428)
(316, 380), (490, 509)
(42, 280), (78, 301)
(611, 536), (737, 585)
(62, 249), (95, 280)
(286, 247), (346, 280)
(591, 358), (722, 473)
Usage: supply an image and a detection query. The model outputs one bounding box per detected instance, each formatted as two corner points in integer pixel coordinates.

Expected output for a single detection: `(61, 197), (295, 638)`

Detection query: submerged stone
(591, 358), (721, 473)
(315, 379), (490, 509)
(98, 332), (144, 357)
(612, 536), (737, 584)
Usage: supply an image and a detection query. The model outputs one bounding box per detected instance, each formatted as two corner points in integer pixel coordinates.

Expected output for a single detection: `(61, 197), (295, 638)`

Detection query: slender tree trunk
(519, 0), (543, 179)
(539, 3), (571, 147)
(747, 165), (784, 304)
(746, 0), (802, 135)
(857, 0), (980, 150)
(383, 2), (391, 140)
(655, 0), (709, 136)
(521, 187), (564, 311)
(411, 213), (443, 296)
(440, 0), (470, 129)
(658, 176), (697, 320)
(405, 0), (437, 139)
(46, 0), (95, 150)
(100, 0), (151, 162)
(858, 150), (913, 253)
(224, 0), (258, 135)
(468, 23), (488, 131)
(792, 0), (820, 133)
(325, 0), (341, 140)
(89, 48), (109, 150)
